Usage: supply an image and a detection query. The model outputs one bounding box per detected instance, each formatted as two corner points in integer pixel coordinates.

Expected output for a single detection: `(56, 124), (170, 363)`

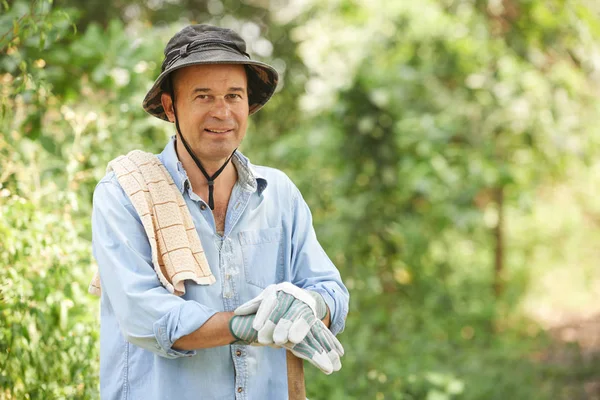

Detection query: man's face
(161, 64), (249, 163)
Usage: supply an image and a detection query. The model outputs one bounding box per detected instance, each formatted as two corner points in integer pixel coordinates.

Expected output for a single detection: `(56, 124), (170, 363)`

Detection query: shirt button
(200, 203), (207, 210)
(237, 387), (243, 393)
(236, 350), (242, 357)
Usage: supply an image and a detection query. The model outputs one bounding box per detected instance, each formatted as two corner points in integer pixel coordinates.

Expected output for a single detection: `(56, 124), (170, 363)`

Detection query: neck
(175, 138), (237, 191)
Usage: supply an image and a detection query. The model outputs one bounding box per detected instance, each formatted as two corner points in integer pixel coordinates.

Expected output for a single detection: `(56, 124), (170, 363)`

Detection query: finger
(329, 349), (342, 371)
(255, 291), (295, 333)
(272, 318), (293, 345)
(329, 332), (344, 356)
(257, 320), (277, 344)
(303, 331), (333, 374)
(277, 301), (314, 343)
(288, 315), (313, 344)
(321, 343), (341, 372)
(304, 350), (333, 375)
(289, 342), (333, 375)
(313, 320), (344, 356)
(307, 330), (341, 372)
(253, 286), (285, 328)
(253, 291), (278, 330)
(325, 332), (344, 357)
(317, 331), (342, 371)
(234, 297), (262, 315)
(259, 292), (293, 327)
(234, 284), (278, 315)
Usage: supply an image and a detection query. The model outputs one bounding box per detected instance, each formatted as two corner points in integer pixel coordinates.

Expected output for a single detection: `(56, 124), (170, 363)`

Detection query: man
(92, 24), (349, 399)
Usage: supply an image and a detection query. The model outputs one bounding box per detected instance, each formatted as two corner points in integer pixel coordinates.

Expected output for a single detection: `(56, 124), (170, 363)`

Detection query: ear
(161, 92), (175, 123)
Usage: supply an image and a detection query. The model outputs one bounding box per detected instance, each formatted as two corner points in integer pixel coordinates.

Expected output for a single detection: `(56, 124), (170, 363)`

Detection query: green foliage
(0, 3), (168, 398)
(1, 3), (99, 398)
(1, 0), (600, 398)
(248, 1), (600, 398)
(0, 193), (98, 399)
(0, 0), (75, 52)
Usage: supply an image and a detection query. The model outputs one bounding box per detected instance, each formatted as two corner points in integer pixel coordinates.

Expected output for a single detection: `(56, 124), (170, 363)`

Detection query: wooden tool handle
(286, 351), (306, 400)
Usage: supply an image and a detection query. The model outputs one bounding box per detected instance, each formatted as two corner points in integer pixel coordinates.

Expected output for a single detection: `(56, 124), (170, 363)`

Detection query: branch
(0, 0), (41, 50)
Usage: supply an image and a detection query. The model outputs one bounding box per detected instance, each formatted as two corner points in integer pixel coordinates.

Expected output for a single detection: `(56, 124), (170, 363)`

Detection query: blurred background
(1, 0), (600, 398)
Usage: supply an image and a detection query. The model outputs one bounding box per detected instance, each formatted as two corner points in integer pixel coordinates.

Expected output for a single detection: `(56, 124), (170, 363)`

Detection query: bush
(0, 193), (99, 399)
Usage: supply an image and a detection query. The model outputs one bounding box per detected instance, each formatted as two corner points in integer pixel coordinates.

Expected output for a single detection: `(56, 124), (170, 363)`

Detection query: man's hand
(283, 319), (344, 375)
(261, 291), (325, 345)
(235, 283), (328, 345)
(230, 313), (344, 374)
(229, 314), (261, 345)
(233, 282), (344, 374)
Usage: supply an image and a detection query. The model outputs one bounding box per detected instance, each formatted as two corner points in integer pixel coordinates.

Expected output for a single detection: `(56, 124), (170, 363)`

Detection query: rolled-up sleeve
(92, 176), (217, 358)
(289, 187), (349, 336)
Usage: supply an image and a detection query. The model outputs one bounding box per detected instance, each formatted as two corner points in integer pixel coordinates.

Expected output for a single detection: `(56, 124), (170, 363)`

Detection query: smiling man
(91, 25), (349, 399)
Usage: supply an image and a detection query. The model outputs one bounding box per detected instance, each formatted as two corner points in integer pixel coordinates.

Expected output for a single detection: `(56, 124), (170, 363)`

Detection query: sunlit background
(1, 0), (600, 399)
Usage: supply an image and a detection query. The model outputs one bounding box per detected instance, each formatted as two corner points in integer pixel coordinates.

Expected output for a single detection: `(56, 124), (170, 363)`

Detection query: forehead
(173, 64), (247, 90)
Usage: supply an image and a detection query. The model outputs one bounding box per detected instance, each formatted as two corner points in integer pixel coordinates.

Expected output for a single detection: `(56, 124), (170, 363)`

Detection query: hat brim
(142, 49), (279, 121)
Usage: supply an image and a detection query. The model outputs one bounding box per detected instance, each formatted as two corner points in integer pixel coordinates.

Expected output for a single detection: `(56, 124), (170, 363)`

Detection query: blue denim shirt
(92, 137), (349, 400)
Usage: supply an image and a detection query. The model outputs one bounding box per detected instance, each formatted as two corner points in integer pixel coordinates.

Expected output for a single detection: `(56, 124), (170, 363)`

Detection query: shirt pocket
(239, 227), (284, 289)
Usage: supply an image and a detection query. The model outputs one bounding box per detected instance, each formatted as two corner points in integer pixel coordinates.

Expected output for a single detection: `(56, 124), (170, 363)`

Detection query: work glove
(235, 282), (328, 346)
(283, 319), (344, 375)
(230, 313), (344, 374)
(229, 314), (261, 345)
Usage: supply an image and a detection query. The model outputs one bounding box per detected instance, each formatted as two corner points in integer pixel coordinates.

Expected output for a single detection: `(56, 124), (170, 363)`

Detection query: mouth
(205, 128), (234, 134)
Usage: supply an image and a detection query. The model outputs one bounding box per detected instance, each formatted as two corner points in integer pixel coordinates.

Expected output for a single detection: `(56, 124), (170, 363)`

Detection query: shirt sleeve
(92, 176), (218, 358)
(289, 185), (349, 336)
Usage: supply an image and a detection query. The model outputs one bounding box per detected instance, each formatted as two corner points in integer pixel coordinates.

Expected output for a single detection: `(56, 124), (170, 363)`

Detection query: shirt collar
(159, 136), (268, 196)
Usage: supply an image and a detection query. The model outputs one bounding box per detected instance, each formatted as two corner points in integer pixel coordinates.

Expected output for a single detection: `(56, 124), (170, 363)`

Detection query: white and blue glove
(234, 282), (344, 374)
(235, 282), (328, 345)
(229, 312), (343, 374)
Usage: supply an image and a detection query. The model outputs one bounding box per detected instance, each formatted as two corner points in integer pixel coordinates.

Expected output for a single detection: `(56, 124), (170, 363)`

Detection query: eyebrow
(191, 87), (246, 94)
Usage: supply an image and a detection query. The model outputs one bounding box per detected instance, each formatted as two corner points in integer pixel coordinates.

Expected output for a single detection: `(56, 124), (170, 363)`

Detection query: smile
(205, 128), (233, 133)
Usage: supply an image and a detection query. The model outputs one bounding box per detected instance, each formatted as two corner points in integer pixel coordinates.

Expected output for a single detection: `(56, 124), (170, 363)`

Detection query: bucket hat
(142, 24), (279, 120)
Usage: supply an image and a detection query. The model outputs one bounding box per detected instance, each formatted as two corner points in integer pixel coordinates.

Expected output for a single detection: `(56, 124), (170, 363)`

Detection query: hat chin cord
(170, 85), (237, 211)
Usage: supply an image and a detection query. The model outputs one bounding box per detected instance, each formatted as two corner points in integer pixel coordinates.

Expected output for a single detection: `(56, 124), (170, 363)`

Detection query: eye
(226, 93), (243, 100)
(196, 94), (209, 100)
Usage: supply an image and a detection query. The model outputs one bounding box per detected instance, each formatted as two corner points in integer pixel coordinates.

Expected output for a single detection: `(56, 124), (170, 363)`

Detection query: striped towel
(89, 150), (215, 297)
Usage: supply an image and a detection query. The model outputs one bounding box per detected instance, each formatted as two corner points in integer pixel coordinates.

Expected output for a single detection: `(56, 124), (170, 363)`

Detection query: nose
(209, 97), (231, 119)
